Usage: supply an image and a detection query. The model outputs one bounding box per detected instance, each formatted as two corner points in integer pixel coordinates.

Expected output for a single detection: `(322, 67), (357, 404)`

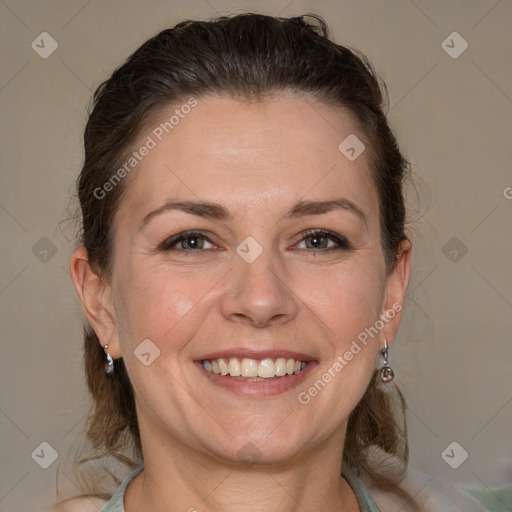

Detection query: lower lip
(194, 361), (318, 398)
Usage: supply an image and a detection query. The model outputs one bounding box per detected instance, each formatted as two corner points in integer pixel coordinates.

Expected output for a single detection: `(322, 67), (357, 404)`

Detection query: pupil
(187, 237), (200, 249)
(310, 235), (326, 248)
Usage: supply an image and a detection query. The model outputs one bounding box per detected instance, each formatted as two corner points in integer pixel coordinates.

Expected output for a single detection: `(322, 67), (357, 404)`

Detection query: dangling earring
(380, 340), (394, 382)
(103, 344), (114, 375)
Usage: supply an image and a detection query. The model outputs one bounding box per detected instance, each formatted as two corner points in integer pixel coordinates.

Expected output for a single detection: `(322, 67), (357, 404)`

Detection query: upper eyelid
(293, 230), (349, 250)
(160, 230), (216, 249)
(161, 229), (348, 250)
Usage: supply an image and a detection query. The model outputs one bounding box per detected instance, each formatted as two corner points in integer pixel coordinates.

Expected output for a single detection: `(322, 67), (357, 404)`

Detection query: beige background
(1, 0), (511, 511)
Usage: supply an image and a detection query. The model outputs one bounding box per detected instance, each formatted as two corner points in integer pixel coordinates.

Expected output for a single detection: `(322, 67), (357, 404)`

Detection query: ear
(69, 246), (122, 359)
(381, 239), (412, 347)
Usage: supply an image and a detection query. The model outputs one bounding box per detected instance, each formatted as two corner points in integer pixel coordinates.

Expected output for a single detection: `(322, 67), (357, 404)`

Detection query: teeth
(275, 357), (287, 376)
(201, 356), (308, 379)
(228, 358), (241, 376)
(218, 359), (229, 375)
(257, 358), (275, 378)
(241, 358), (258, 377)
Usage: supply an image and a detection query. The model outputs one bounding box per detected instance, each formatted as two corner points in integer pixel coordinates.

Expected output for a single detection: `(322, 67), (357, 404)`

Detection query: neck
(124, 419), (359, 512)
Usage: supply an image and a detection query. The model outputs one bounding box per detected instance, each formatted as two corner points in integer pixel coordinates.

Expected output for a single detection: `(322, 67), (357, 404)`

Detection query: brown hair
(63, 12), (412, 504)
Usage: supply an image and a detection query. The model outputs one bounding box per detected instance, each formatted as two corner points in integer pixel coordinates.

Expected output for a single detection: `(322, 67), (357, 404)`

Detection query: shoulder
(361, 446), (487, 512)
(367, 469), (487, 512)
(53, 465), (143, 512)
(53, 496), (109, 512)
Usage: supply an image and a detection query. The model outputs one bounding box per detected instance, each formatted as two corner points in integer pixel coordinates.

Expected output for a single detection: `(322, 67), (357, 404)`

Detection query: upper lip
(195, 348), (317, 362)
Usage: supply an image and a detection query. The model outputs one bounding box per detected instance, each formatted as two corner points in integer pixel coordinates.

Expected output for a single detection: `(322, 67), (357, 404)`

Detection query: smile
(201, 357), (308, 380)
(194, 349), (318, 397)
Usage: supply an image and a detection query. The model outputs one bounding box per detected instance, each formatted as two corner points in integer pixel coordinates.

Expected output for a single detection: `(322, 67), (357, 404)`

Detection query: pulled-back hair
(64, 12), (411, 503)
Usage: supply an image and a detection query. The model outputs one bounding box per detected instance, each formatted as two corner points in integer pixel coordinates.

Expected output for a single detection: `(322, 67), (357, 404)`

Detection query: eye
(160, 231), (216, 251)
(159, 229), (350, 254)
(295, 229), (350, 251)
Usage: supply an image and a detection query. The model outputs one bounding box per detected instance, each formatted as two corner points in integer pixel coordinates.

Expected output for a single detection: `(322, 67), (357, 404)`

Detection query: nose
(220, 246), (299, 328)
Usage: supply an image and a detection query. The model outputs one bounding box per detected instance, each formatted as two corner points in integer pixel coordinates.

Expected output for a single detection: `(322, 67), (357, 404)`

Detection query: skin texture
(70, 94), (411, 512)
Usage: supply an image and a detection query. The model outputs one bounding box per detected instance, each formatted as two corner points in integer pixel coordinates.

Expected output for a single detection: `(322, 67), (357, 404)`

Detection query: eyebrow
(139, 197), (368, 231)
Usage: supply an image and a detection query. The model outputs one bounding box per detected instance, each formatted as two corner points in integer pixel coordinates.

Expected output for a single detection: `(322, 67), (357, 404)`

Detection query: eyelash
(159, 229), (350, 254)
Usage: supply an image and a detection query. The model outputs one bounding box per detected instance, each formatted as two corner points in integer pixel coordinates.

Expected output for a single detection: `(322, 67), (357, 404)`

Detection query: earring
(379, 340), (394, 383)
(103, 344), (114, 375)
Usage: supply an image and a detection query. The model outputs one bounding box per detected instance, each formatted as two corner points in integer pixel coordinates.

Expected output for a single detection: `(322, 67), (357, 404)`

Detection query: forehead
(115, 94), (378, 226)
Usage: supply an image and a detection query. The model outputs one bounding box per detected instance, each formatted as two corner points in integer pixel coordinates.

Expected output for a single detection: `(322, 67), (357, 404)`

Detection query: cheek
(294, 268), (383, 422)
(114, 263), (203, 352)
(297, 263), (385, 345)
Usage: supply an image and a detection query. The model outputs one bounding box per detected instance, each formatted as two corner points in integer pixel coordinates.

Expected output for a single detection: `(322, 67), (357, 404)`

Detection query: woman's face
(101, 94), (409, 465)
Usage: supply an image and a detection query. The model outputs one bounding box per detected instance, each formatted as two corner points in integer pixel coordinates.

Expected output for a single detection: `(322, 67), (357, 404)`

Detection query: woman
(61, 13), (486, 511)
